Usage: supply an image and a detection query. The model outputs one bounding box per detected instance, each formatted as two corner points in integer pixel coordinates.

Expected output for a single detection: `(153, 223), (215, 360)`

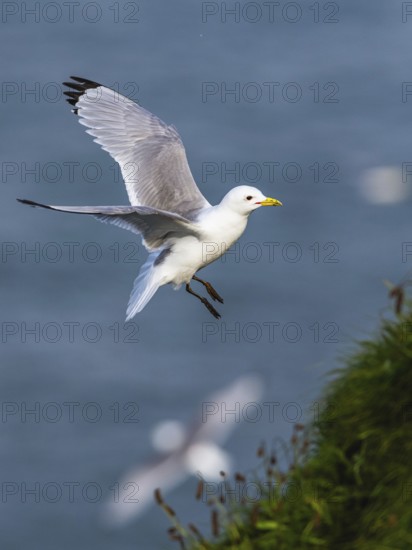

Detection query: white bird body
(156, 203), (249, 287)
(102, 374), (264, 526)
(19, 76), (282, 319)
(196, 201), (250, 265)
(124, 195), (256, 318)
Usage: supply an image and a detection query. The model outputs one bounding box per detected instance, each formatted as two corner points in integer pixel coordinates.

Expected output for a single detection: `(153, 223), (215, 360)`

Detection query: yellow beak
(259, 197), (283, 207)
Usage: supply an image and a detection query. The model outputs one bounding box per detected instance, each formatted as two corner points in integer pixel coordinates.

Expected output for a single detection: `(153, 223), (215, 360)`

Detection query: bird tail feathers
(126, 254), (163, 320)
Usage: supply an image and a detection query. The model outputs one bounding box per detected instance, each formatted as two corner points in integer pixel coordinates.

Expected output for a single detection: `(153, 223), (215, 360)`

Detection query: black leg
(192, 275), (224, 304)
(186, 283), (221, 319)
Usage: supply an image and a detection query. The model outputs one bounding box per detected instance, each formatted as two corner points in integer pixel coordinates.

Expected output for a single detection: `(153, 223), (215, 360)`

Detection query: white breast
(196, 204), (249, 267)
(155, 205), (249, 287)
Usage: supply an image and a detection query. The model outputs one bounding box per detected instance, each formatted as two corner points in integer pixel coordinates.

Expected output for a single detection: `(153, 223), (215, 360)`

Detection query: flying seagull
(18, 76), (282, 320)
(101, 374), (263, 526)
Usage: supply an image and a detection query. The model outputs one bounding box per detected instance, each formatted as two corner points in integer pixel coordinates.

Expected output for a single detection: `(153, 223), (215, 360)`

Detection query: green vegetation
(158, 289), (412, 549)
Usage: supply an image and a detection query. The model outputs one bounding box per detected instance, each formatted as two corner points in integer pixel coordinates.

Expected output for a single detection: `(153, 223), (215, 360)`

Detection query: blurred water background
(1, 1), (411, 548)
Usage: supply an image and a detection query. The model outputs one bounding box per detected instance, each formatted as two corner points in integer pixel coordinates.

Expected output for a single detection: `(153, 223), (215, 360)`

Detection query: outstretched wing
(17, 199), (199, 250)
(63, 76), (211, 216)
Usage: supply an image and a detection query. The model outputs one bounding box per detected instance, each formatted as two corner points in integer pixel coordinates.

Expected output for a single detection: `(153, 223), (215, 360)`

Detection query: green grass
(159, 295), (412, 549)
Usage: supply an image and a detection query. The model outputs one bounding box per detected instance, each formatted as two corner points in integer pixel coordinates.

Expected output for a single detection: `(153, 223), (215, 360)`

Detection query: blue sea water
(1, 1), (411, 548)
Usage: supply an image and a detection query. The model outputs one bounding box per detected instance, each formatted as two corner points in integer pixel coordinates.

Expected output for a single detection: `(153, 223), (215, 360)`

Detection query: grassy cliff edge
(159, 298), (412, 549)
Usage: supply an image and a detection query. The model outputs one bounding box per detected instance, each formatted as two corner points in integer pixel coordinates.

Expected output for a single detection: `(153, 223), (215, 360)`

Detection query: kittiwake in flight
(18, 76), (282, 320)
(101, 374), (263, 526)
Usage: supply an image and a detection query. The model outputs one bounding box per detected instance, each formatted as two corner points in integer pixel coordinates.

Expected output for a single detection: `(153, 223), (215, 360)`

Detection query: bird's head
(221, 185), (282, 215)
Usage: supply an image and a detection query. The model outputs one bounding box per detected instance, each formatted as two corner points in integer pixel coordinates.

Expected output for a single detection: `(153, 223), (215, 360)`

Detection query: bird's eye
(246, 196), (253, 201)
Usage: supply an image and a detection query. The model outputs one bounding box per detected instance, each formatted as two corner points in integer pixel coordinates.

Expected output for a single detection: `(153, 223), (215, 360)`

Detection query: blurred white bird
(18, 76), (282, 319)
(359, 166), (411, 205)
(101, 374), (263, 527)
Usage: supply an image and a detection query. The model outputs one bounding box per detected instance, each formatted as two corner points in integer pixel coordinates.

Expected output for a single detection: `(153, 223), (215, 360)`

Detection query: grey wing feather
(17, 199), (199, 250)
(64, 78), (210, 216)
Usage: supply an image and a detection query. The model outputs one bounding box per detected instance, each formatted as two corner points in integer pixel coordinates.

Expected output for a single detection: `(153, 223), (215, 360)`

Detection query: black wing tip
(69, 75), (102, 87)
(63, 76), (102, 115)
(17, 198), (36, 206)
(17, 199), (52, 210)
